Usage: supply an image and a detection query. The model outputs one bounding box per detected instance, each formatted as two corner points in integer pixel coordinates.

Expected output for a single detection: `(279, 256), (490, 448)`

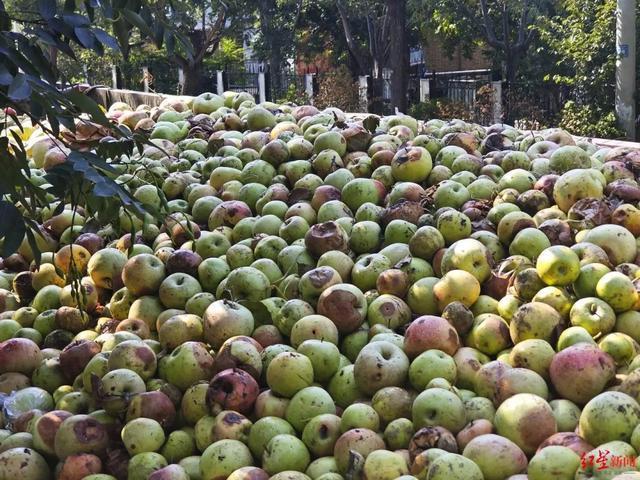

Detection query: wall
(423, 37), (490, 73)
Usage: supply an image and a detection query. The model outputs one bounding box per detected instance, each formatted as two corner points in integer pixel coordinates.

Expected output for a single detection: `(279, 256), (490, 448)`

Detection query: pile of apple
(2, 91), (640, 480)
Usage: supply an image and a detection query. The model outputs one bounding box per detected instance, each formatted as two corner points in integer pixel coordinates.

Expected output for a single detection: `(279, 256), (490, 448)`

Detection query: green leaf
(0, 63), (12, 85)
(24, 226), (42, 266)
(38, 0), (57, 20)
(65, 89), (111, 128)
(0, 201), (25, 257)
(122, 9), (154, 37)
(363, 115), (380, 133)
(63, 12), (91, 27)
(74, 27), (96, 49)
(8, 74), (31, 101)
(93, 28), (119, 51)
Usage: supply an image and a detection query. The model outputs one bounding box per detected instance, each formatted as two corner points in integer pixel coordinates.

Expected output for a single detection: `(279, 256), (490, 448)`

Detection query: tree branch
(479, 0), (505, 50)
(194, 3), (227, 63)
(337, 0), (368, 74)
(502, 2), (510, 51)
(516, 0), (531, 46)
(292, 0), (303, 30)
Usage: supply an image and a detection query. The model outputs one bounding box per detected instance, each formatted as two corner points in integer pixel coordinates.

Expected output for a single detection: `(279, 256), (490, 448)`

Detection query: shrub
(558, 101), (625, 139)
(277, 84), (311, 105)
(408, 99), (473, 122)
(314, 66), (361, 112)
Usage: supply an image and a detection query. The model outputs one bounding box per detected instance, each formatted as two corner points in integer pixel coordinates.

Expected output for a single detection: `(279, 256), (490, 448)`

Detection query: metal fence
(224, 70), (260, 99)
(427, 69), (494, 109)
(501, 81), (572, 127)
(88, 61), (578, 129)
(267, 69), (308, 102)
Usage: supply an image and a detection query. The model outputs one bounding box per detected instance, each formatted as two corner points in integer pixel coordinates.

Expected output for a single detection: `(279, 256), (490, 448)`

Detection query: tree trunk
(369, 59), (385, 114)
(181, 61), (203, 96)
(386, 0), (408, 112)
(503, 52), (519, 122)
(505, 52), (518, 84)
(336, 0), (369, 76)
(256, 0), (285, 101)
(269, 50), (283, 101)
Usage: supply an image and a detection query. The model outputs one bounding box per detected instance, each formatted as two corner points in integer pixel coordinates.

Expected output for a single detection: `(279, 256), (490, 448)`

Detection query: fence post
(491, 80), (503, 124)
(358, 76), (369, 111)
(304, 74), (314, 102)
(216, 70), (224, 95)
(258, 71), (267, 104)
(81, 64), (88, 85)
(111, 65), (118, 89)
(616, 0), (637, 139)
(419, 78), (430, 102)
(142, 66), (149, 93)
(178, 68), (185, 94)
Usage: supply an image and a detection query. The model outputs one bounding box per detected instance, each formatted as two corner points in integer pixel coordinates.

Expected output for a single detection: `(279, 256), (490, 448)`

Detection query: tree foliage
(160, 0), (251, 94)
(410, 0), (553, 82)
(535, 0), (616, 106)
(0, 0), (190, 257)
(534, 0), (623, 137)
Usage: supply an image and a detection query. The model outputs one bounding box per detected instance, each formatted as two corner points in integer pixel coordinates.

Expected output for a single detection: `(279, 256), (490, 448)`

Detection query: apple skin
(549, 145), (592, 172)
(509, 301), (563, 344)
(363, 449), (409, 480)
(227, 467), (270, 480)
(161, 341), (215, 392)
(32, 410), (73, 456)
(351, 254), (391, 291)
(441, 238), (492, 283)
(147, 464), (191, 480)
(0, 448), (51, 479)
(583, 224), (637, 266)
(404, 315), (460, 358)
(266, 351), (314, 398)
(317, 283), (367, 334)
(200, 439), (254, 480)
(341, 178), (386, 211)
(550, 342), (616, 406)
(214, 336), (263, 379)
(305, 221), (350, 258)
(434, 180), (471, 210)
(596, 271), (638, 312)
(207, 368), (260, 414)
(578, 391), (640, 446)
(122, 254), (166, 297)
(333, 428), (385, 475)
(0, 338), (42, 375)
(353, 341), (409, 395)
(285, 386), (335, 432)
(537, 432), (593, 457)
(99, 368), (147, 416)
(121, 417), (166, 455)
(409, 349), (457, 391)
(535, 245), (580, 286)
(53, 414), (109, 459)
(262, 434), (311, 475)
(552, 169), (604, 213)
(248, 416), (296, 460)
(296, 340), (340, 384)
(494, 393), (557, 456)
(433, 270), (480, 311)
(461, 434), (528, 480)
(569, 297), (616, 337)
(412, 387), (466, 434)
(59, 339), (100, 382)
(298, 267), (343, 308)
(193, 93), (224, 114)
(203, 300), (254, 350)
(549, 398), (581, 432)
